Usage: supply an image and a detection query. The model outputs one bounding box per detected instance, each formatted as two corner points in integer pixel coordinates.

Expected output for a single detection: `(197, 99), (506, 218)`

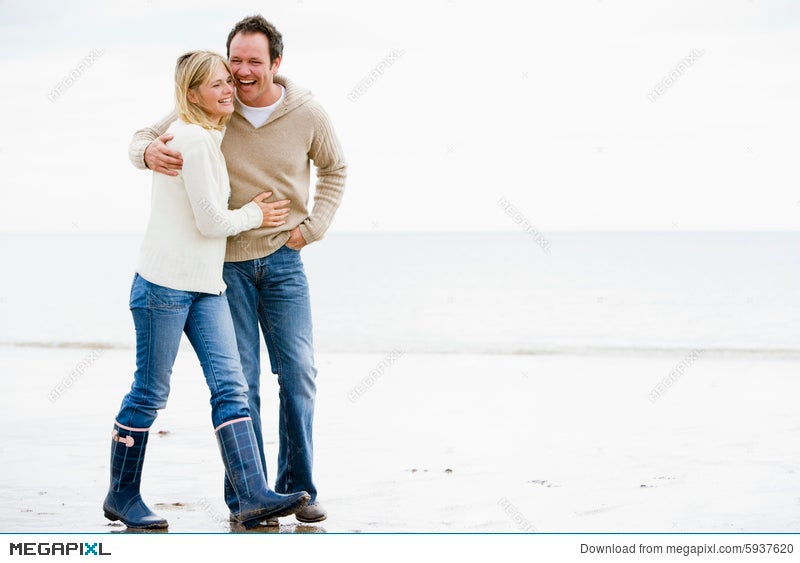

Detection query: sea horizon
(1, 231), (797, 358)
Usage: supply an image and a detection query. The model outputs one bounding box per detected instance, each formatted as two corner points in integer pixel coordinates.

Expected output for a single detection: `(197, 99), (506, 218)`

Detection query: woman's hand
(251, 192), (290, 228)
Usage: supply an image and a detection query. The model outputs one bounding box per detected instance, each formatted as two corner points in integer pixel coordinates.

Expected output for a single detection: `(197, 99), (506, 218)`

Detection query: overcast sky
(1, 0), (799, 234)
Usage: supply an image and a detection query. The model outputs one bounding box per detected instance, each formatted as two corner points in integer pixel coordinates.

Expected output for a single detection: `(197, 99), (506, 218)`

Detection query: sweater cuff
(240, 201), (264, 231)
(128, 139), (151, 170)
(298, 221), (319, 245)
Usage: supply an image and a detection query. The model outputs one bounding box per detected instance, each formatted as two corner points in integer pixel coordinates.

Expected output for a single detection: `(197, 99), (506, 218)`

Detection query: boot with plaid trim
(216, 417), (309, 525)
(102, 422), (168, 529)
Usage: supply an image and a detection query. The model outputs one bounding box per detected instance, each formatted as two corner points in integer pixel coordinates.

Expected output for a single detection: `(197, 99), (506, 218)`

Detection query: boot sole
(104, 509), (169, 530)
(239, 518), (280, 530)
(296, 513), (327, 523)
(235, 494), (310, 524)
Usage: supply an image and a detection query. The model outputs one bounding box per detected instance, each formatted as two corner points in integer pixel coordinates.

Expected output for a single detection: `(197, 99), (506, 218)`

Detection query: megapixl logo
(9, 542), (111, 556)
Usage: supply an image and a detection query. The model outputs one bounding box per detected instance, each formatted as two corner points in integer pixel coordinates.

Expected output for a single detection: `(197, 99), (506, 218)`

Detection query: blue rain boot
(225, 474), (239, 514)
(102, 422), (168, 529)
(224, 451), (280, 528)
(225, 478), (279, 529)
(216, 418), (309, 524)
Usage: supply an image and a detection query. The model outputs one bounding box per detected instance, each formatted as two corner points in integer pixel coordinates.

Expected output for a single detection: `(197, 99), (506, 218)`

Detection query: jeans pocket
(143, 278), (193, 310)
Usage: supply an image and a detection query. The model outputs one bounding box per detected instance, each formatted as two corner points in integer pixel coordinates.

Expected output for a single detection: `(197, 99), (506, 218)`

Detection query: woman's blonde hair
(174, 50), (234, 131)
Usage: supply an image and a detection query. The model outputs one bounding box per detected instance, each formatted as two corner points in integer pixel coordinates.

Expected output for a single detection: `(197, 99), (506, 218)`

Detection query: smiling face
(187, 63), (235, 124)
(228, 32), (282, 107)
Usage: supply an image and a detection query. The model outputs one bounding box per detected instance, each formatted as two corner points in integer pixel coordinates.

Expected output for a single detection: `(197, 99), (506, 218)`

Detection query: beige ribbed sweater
(129, 75), (347, 262)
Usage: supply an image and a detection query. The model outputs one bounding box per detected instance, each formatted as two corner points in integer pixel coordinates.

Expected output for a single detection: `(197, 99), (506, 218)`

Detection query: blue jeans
(115, 274), (250, 430)
(223, 245), (318, 502)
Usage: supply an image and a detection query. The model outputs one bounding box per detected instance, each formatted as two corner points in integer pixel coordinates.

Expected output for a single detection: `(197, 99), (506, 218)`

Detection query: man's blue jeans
(223, 245), (318, 505)
(115, 274), (250, 430)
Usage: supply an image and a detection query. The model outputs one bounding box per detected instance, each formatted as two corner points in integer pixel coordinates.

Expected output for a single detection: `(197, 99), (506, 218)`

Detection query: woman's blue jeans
(115, 274), (250, 430)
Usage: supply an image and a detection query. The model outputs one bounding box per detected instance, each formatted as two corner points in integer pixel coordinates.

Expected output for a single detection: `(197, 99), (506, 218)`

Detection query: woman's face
(188, 65), (235, 123)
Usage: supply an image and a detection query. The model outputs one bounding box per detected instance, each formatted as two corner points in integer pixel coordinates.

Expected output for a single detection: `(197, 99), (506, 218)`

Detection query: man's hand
(285, 226), (307, 250)
(144, 133), (183, 176)
(251, 192), (291, 228)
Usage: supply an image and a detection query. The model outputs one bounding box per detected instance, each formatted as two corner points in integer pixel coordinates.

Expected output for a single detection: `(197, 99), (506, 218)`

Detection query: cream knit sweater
(129, 75), (347, 262)
(136, 119), (263, 294)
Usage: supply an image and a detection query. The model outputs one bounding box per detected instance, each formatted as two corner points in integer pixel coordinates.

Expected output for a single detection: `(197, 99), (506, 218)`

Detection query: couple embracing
(102, 15), (346, 530)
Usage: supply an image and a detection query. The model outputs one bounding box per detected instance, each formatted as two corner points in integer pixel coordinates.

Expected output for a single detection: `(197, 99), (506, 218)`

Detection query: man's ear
(270, 56), (282, 75)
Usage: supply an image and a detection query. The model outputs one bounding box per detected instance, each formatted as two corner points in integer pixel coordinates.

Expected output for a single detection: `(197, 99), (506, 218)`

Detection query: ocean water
(0, 231), (797, 356)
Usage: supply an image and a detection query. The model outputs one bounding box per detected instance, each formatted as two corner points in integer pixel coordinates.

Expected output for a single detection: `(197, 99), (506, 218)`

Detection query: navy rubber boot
(216, 418), (309, 524)
(224, 474), (239, 514)
(102, 423), (168, 529)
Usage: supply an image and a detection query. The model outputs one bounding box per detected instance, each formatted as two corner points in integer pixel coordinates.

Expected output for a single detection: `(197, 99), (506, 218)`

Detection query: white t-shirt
(236, 85), (286, 128)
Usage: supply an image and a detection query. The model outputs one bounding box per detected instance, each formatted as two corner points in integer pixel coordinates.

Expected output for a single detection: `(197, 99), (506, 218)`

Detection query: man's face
(228, 32), (281, 107)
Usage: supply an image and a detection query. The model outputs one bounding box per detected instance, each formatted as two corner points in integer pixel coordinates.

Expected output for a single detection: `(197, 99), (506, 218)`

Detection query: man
(128, 15), (346, 525)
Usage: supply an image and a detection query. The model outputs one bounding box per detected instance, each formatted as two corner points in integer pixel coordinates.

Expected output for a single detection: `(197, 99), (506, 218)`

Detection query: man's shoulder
(292, 97), (327, 116)
(289, 98), (338, 135)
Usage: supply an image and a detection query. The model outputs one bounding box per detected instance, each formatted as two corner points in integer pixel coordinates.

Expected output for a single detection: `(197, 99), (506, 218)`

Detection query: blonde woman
(103, 51), (309, 530)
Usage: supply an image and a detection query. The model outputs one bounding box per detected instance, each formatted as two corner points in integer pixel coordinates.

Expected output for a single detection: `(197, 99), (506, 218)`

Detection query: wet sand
(1, 346), (798, 533)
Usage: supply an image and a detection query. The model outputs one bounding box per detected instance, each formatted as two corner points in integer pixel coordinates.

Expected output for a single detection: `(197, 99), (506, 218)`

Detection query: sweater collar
(274, 75), (313, 110)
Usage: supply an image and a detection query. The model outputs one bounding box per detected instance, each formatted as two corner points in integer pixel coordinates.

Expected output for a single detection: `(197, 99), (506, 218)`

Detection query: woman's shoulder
(168, 120), (213, 142)
(166, 121), (224, 157)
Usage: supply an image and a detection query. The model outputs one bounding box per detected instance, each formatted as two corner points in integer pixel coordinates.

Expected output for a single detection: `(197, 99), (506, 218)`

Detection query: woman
(103, 51), (309, 530)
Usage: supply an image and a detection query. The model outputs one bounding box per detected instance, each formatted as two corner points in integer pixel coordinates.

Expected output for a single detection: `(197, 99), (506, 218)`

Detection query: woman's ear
(187, 90), (198, 104)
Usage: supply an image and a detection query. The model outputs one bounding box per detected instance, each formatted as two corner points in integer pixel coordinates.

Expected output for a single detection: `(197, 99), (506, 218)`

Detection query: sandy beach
(1, 344), (798, 534)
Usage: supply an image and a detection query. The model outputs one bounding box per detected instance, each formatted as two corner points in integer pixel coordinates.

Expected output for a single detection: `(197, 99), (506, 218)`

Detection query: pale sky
(1, 0), (799, 233)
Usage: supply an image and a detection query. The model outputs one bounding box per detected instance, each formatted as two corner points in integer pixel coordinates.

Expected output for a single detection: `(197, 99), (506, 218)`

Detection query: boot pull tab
(112, 430), (135, 447)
